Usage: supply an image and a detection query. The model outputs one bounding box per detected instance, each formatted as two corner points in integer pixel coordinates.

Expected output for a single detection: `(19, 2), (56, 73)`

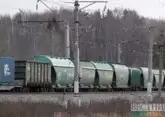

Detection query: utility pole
(10, 19), (14, 56)
(33, 37), (37, 55)
(65, 0), (107, 106)
(73, 0), (81, 106)
(7, 19), (14, 56)
(147, 32), (153, 102)
(51, 27), (54, 56)
(65, 21), (70, 58)
(158, 46), (163, 98)
(154, 29), (164, 98)
(19, 9), (26, 35)
(37, 0), (71, 58)
(147, 26), (157, 102)
(117, 42), (121, 63)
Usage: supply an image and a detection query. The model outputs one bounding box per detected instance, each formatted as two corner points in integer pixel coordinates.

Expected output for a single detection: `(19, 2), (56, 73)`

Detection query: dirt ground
(0, 96), (164, 117)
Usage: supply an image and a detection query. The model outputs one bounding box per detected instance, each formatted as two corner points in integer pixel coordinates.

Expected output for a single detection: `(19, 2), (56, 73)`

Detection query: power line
(0, 8), (155, 53)
(42, 0), (74, 9)
(18, 20), (63, 23)
(153, 29), (164, 99)
(36, 0), (54, 12)
(79, 2), (96, 10)
(14, 0), (65, 57)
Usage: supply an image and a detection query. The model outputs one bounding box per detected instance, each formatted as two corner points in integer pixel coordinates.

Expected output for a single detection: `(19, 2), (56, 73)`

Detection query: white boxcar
(112, 64), (129, 88)
(152, 69), (164, 88)
(140, 67), (154, 88)
(91, 61), (114, 89)
(15, 60), (52, 87)
(79, 61), (96, 88)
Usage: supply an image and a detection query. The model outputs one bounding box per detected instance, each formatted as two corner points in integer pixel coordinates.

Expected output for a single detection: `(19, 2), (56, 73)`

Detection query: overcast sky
(0, 0), (165, 20)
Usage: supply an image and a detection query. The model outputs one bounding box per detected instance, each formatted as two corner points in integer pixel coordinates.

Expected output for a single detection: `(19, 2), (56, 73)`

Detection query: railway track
(0, 91), (162, 103)
(0, 90), (160, 94)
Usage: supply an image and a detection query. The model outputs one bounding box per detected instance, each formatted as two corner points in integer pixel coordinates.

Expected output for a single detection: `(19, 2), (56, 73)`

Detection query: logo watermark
(131, 103), (165, 117)
(131, 103), (165, 111)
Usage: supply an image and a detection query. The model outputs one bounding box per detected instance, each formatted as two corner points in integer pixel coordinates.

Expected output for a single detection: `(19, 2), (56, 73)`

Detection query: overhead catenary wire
(42, 0), (74, 9)
(10, 0), (64, 57)
(76, 25), (165, 60)
(36, 0), (62, 26)
(69, 25), (152, 52)
(0, 18), (153, 48)
(37, 0), (54, 12)
(0, 7), (157, 54)
(65, 0), (108, 107)
(0, 1), (155, 52)
(79, 2), (96, 10)
(0, 2), (161, 73)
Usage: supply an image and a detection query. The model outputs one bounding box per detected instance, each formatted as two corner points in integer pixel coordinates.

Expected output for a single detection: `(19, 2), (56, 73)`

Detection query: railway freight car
(153, 69), (162, 89)
(33, 56), (115, 92)
(79, 61), (96, 91)
(31, 55), (165, 92)
(163, 70), (165, 89)
(14, 60), (52, 92)
(0, 57), (15, 91)
(111, 64), (129, 91)
(33, 55), (75, 92)
(152, 69), (165, 90)
(128, 67), (143, 91)
(90, 61), (114, 91)
(140, 67), (155, 90)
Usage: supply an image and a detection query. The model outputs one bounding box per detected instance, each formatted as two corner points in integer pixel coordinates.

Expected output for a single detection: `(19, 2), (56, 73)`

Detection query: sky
(0, 0), (165, 20)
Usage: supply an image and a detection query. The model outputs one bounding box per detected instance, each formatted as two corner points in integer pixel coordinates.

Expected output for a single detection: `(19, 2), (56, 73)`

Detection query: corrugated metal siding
(27, 61), (51, 87)
(112, 64), (129, 88)
(33, 55), (75, 88)
(91, 62), (114, 88)
(79, 61), (95, 88)
(52, 58), (74, 88)
(140, 67), (154, 88)
(25, 62), (30, 86)
(54, 66), (74, 88)
(15, 61), (51, 87)
(163, 70), (165, 87)
(152, 69), (164, 88)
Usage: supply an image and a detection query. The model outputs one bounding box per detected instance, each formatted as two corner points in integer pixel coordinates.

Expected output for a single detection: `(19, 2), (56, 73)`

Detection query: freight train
(0, 55), (164, 92)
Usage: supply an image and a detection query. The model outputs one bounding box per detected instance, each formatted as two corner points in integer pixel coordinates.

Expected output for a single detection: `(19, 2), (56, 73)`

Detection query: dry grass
(0, 101), (64, 117)
(0, 97), (164, 117)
